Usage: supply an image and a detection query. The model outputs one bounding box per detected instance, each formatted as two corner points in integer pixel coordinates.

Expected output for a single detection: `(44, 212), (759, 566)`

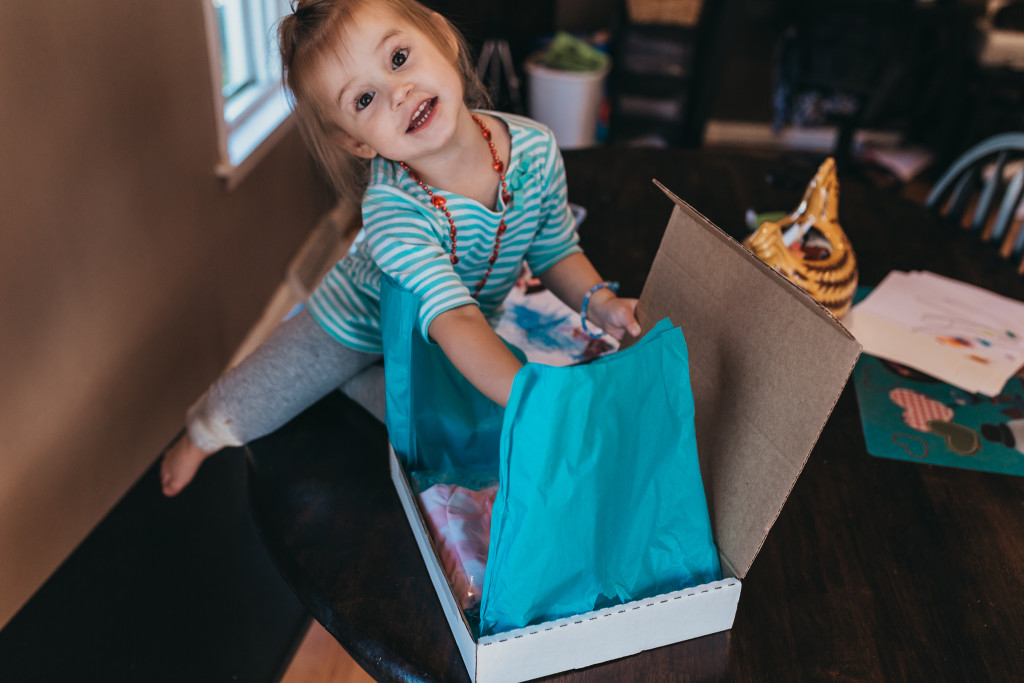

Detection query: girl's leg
(339, 362), (386, 423)
(162, 307), (381, 495)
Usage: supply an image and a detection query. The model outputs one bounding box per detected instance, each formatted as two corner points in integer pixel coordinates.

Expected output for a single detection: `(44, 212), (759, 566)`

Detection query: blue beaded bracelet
(581, 281), (620, 338)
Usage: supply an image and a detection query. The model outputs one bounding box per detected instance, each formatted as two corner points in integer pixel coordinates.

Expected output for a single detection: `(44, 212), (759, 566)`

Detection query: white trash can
(525, 55), (611, 150)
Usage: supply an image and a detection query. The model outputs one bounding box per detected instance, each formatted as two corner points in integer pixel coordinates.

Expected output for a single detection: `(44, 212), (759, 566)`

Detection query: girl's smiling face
(311, 4), (465, 165)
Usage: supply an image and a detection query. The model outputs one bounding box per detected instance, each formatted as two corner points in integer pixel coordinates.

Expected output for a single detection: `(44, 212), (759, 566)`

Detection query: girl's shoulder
(368, 155), (405, 188)
(476, 111), (561, 185)
(364, 159), (427, 206)
(475, 110), (557, 155)
(479, 110), (549, 135)
(362, 159), (437, 231)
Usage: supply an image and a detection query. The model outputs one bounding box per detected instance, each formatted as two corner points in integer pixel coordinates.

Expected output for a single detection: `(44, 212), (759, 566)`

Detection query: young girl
(160, 0), (641, 497)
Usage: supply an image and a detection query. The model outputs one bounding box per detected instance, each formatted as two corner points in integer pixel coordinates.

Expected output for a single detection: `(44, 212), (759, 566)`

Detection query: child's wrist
(581, 281), (619, 337)
(586, 291), (615, 322)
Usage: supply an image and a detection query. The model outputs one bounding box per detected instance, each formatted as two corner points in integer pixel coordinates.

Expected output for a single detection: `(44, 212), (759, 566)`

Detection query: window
(205, 0), (293, 188)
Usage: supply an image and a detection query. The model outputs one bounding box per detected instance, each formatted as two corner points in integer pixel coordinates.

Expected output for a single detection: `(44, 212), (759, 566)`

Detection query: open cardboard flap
(633, 181), (862, 579)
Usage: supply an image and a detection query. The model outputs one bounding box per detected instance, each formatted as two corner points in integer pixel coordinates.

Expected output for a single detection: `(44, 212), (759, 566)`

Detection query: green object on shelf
(539, 32), (609, 72)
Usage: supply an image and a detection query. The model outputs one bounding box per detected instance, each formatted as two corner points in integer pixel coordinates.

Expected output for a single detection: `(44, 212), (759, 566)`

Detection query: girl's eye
(391, 48), (408, 69)
(356, 92), (375, 110)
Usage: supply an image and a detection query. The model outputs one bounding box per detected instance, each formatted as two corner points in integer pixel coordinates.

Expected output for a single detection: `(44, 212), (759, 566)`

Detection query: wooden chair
(926, 132), (1024, 270)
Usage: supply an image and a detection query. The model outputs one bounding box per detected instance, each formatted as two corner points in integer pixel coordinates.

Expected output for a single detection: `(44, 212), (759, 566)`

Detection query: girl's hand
(588, 292), (641, 340)
(534, 253), (641, 340)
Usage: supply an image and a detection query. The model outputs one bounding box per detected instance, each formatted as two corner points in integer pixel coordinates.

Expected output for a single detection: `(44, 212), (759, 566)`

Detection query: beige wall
(0, 2), (333, 626)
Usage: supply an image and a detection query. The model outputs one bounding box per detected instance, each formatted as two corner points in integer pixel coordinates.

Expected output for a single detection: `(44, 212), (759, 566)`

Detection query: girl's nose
(392, 81), (414, 109)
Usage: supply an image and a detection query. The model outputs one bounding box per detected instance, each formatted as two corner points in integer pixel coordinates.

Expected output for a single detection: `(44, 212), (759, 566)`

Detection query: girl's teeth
(410, 100), (432, 130)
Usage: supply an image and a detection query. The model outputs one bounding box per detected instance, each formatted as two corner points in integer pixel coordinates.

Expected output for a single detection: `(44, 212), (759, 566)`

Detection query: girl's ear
(334, 131), (378, 159)
(429, 11), (459, 62)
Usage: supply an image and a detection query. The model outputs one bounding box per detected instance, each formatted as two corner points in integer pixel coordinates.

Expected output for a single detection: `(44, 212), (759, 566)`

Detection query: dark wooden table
(246, 148), (1024, 682)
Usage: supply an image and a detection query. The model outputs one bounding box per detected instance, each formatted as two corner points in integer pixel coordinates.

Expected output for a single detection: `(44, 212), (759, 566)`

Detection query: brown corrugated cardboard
(634, 182), (861, 578)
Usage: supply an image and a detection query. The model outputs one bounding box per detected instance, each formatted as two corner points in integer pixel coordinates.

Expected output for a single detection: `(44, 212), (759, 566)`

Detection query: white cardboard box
(389, 184), (861, 682)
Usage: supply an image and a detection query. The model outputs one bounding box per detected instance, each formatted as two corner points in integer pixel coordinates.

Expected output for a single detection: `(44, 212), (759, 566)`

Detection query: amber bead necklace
(399, 114), (511, 298)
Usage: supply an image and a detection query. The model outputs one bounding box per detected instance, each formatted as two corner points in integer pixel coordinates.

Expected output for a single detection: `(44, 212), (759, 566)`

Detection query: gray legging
(186, 307), (384, 452)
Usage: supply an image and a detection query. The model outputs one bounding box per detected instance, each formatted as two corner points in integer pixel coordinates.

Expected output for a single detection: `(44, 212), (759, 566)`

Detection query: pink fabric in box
(418, 484), (499, 609)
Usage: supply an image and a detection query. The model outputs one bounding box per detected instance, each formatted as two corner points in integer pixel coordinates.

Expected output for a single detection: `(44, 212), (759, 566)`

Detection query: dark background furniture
(608, 0), (733, 147)
(771, 0), (984, 176)
(245, 147), (1024, 682)
(927, 131), (1024, 267)
(429, 0), (1012, 178)
(959, 1), (1024, 149)
(432, 0), (734, 149)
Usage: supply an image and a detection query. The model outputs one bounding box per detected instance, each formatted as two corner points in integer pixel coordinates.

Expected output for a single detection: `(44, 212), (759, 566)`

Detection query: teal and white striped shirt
(307, 112), (582, 353)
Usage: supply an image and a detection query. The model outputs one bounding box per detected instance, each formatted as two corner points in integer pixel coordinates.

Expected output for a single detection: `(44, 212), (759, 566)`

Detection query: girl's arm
(428, 305), (523, 406)
(538, 252), (642, 340)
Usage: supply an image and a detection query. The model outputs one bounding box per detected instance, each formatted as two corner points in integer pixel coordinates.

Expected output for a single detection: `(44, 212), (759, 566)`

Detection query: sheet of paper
(495, 286), (617, 367)
(844, 270), (1024, 396)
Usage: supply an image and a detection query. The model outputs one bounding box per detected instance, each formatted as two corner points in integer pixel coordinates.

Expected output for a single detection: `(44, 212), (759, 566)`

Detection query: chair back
(926, 132), (1024, 269)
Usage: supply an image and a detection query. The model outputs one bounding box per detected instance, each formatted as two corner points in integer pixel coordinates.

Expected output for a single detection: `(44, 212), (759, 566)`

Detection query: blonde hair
(279, 0), (489, 198)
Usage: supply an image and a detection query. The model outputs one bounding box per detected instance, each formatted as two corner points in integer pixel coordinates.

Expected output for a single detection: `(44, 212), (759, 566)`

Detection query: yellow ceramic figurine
(743, 158), (858, 318)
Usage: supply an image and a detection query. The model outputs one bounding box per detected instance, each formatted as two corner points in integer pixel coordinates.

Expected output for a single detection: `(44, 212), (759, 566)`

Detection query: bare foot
(160, 433), (215, 497)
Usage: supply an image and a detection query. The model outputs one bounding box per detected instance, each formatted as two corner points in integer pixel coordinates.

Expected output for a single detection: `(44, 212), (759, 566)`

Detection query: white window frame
(203, 0), (294, 189)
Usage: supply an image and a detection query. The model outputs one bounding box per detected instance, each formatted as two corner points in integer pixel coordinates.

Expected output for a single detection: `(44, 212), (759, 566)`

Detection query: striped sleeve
(362, 185), (477, 340)
(524, 140), (581, 275)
